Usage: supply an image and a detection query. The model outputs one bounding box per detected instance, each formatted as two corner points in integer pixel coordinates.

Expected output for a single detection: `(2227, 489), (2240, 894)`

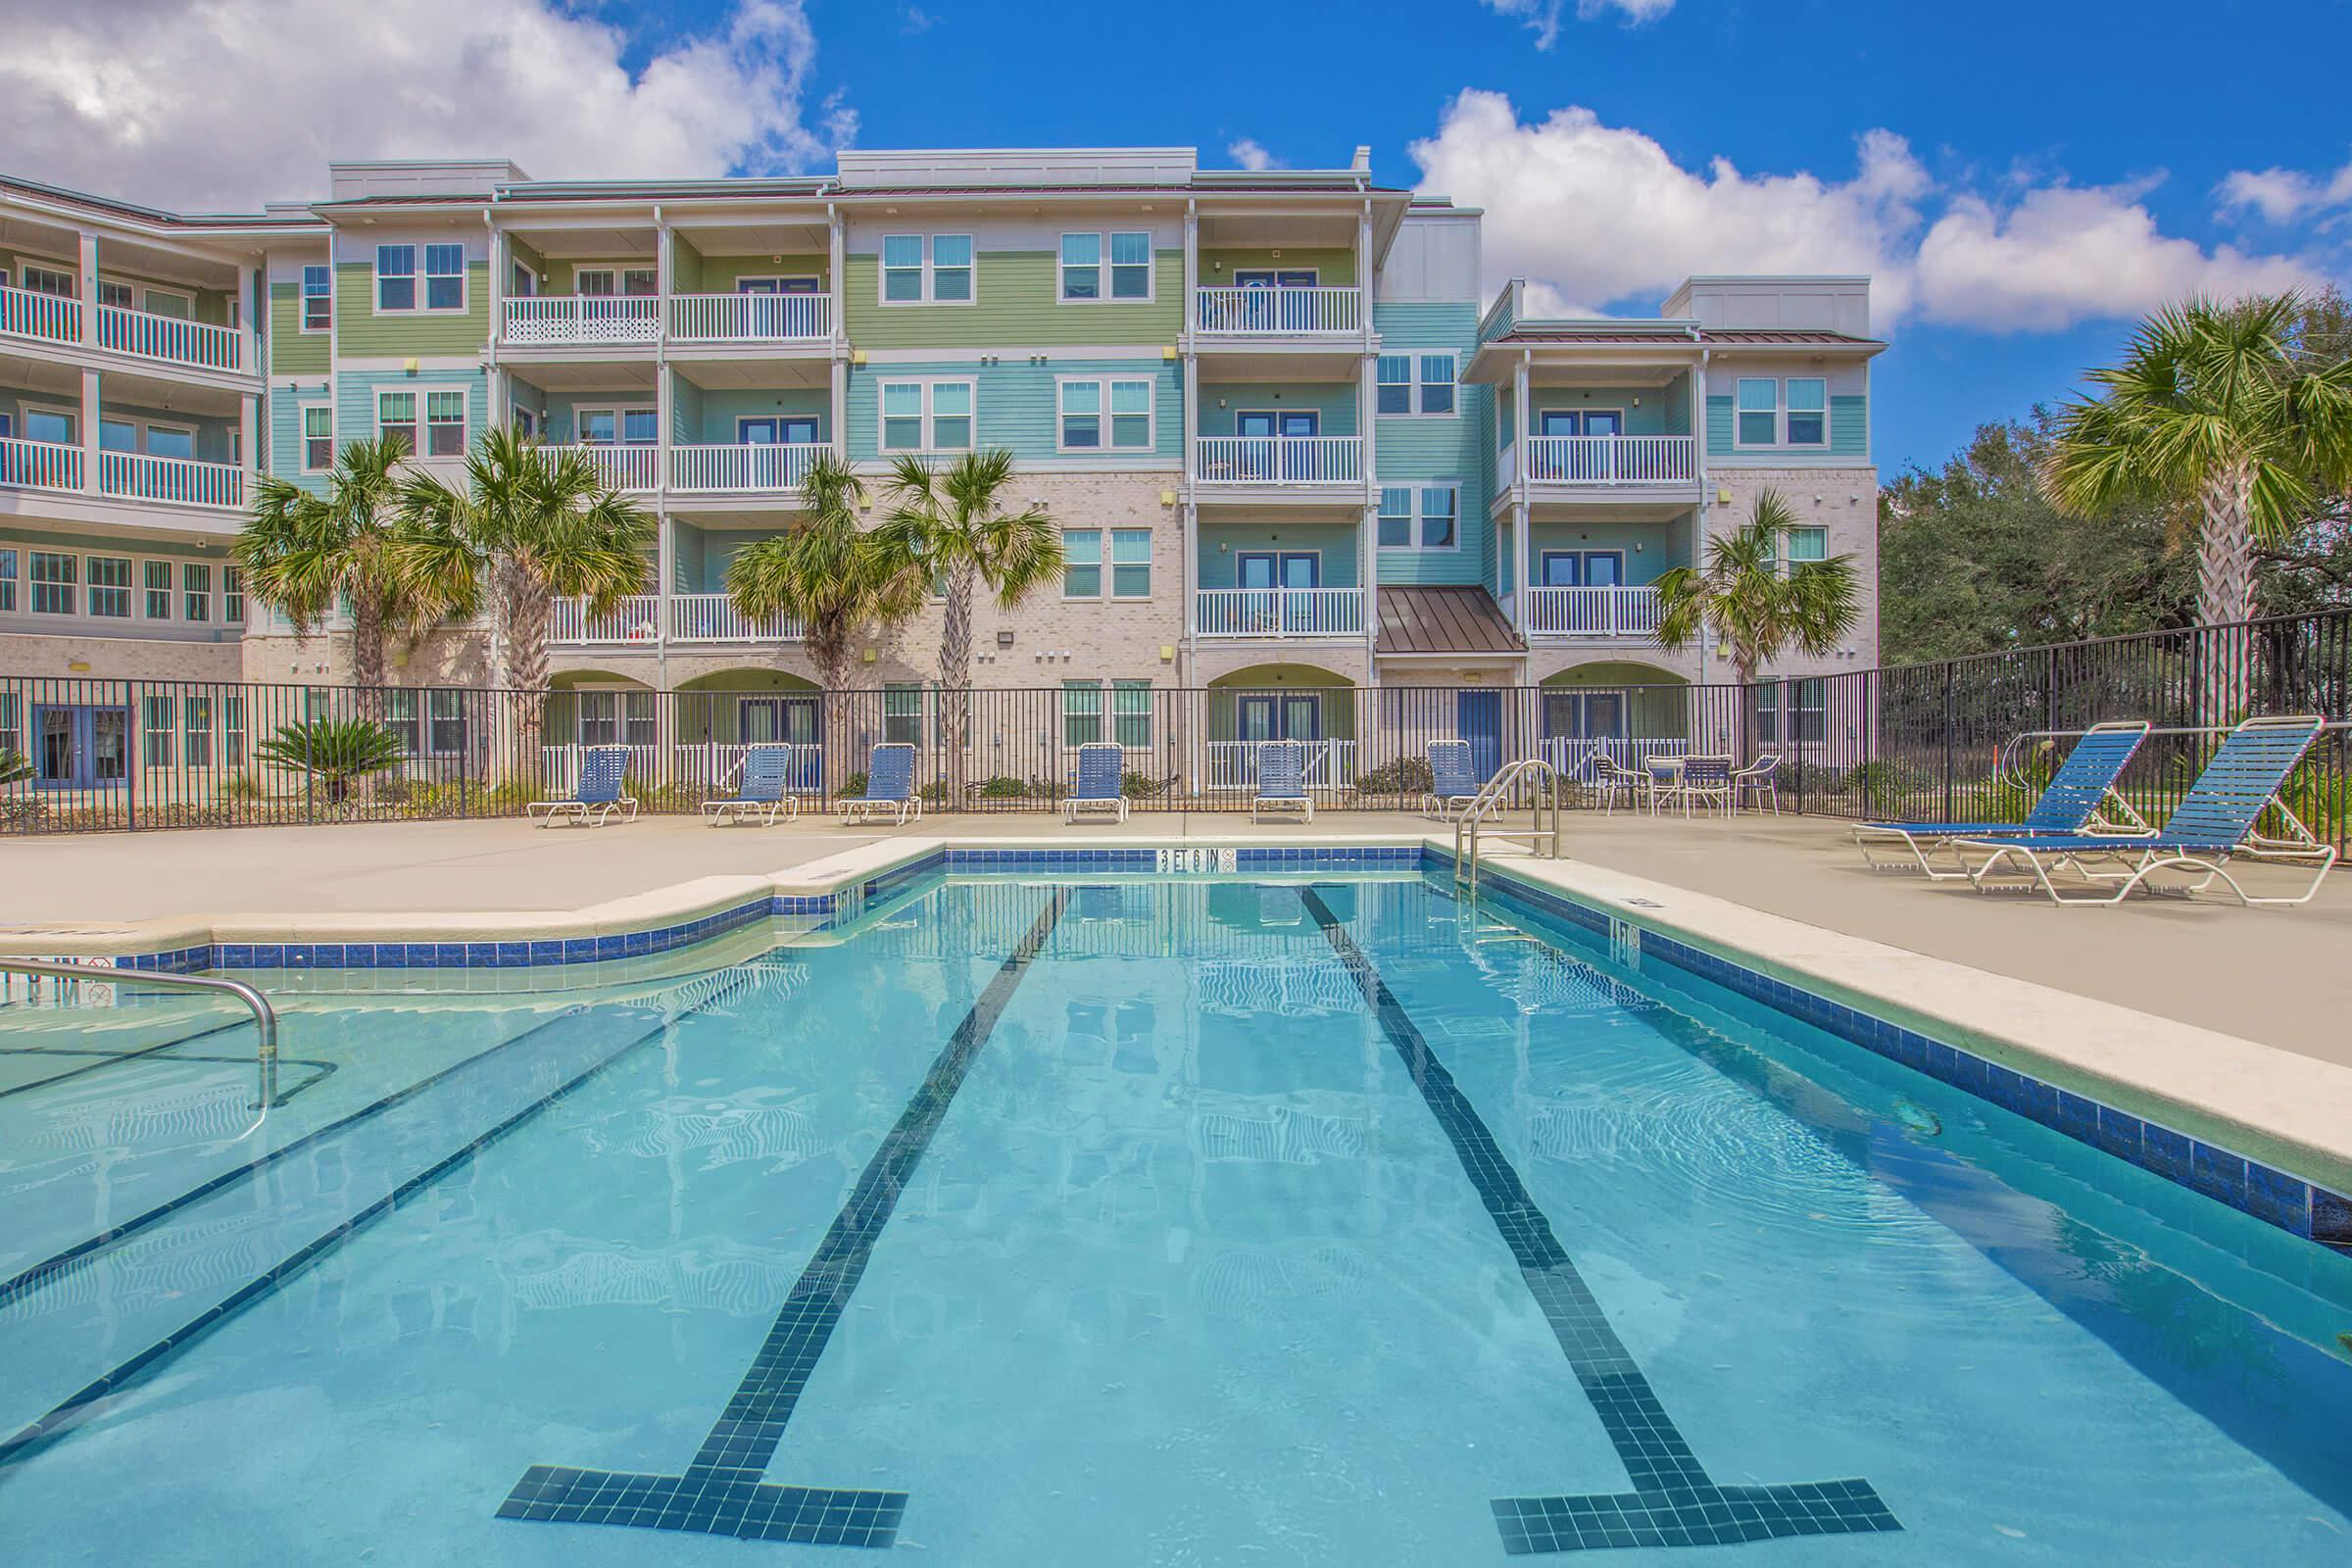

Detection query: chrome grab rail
(1, 957), (279, 1112)
(1452, 756), (1565, 887)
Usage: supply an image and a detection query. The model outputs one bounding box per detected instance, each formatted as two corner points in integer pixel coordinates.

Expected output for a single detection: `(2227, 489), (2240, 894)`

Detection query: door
(738, 416), (781, 445)
(1277, 410), (1322, 480)
(31, 706), (130, 788)
(1456, 690), (1502, 785)
(1543, 691), (1627, 776)
(741, 696), (823, 789)
(1234, 411), (1279, 480)
(1278, 552), (1321, 631)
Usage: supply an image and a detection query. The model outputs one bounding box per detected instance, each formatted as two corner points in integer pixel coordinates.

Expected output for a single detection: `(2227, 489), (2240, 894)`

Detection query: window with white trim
(301, 265), (332, 331)
(377, 390), (416, 453)
(1059, 231), (1152, 301)
(1418, 354), (1456, 415)
(879, 379), (974, 452)
(0, 548), (15, 613)
(1062, 528), (1102, 598)
(302, 406), (333, 471)
(223, 566), (244, 625)
(1377, 354), (1456, 415)
(87, 557), (131, 618)
(575, 267), (657, 298)
(1062, 680), (1103, 747)
(182, 564), (212, 623)
(222, 693), (246, 764)
(1056, 377), (1153, 452)
(424, 245), (465, 311)
(1377, 356), (1412, 415)
(98, 280), (133, 309)
(143, 695), (175, 767)
(375, 245), (416, 312)
(144, 560), (174, 620)
(1738, 377), (1830, 448)
(21, 266), (74, 298)
(1378, 484), (1459, 551)
(883, 682), (924, 745)
(429, 690), (467, 755)
(23, 407), (74, 444)
(425, 390), (466, 457)
(576, 689), (656, 748)
(29, 551), (74, 615)
(1111, 680), (1152, 748)
(1786, 377), (1828, 447)
(1784, 525), (1829, 573)
(0, 693), (20, 757)
(879, 234), (973, 305)
(1110, 529), (1152, 598)
(183, 696), (214, 767)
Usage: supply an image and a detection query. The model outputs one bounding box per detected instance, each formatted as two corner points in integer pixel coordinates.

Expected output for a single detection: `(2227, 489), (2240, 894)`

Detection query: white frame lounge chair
(1731, 753), (1782, 814)
(1668, 755), (1735, 818)
(1856, 720), (2151, 879)
(1584, 754), (1652, 815)
(703, 743), (800, 826)
(1423, 739), (1484, 820)
(1251, 739), (1313, 823)
(1957, 714), (2333, 906)
(526, 745), (638, 828)
(1064, 741), (1129, 824)
(841, 742), (922, 827)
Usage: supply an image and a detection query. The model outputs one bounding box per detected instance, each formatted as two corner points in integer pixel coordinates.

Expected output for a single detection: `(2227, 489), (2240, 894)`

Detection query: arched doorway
(674, 668), (824, 792)
(1204, 662), (1357, 792)
(1538, 661), (1695, 774)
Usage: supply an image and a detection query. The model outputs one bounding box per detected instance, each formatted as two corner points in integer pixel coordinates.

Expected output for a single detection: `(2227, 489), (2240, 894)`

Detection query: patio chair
(841, 742), (922, 826)
(1855, 720), (2151, 879)
(526, 745), (637, 828)
(1585, 754), (1652, 815)
(1424, 740), (1485, 819)
(1956, 714), (2333, 906)
(1732, 754), (1782, 814)
(1251, 739), (1314, 823)
(1064, 741), (1129, 824)
(1669, 756), (1734, 818)
(702, 744), (799, 826)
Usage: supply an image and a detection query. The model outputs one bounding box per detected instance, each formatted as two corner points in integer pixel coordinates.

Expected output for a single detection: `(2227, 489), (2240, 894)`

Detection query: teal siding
(268, 390), (329, 495)
(672, 524), (706, 595)
(693, 387), (829, 444)
(534, 390), (655, 445)
(1527, 518), (1692, 581)
(1197, 382), (1357, 437)
(671, 379), (704, 448)
(675, 520), (790, 594)
(845, 358), (1180, 464)
(1372, 302), (1486, 589)
(1528, 373), (1690, 439)
(1705, 393), (1868, 461)
(336, 368), (490, 453)
(1197, 521), (1360, 589)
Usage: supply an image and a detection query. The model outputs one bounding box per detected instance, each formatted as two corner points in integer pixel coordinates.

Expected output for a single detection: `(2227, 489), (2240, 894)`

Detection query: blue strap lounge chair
(1064, 742), (1129, 823)
(703, 744), (800, 826)
(1855, 720), (2151, 878)
(1251, 739), (1313, 823)
(527, 745), (637, 828)
(841, 742), (921, 826)
(1424, 740), (1484, 819)
(1958, 714), (2334, 906)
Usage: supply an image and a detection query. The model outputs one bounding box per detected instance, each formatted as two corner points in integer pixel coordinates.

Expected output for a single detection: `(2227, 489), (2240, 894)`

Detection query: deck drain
(1891, 1099), (1943, 1138)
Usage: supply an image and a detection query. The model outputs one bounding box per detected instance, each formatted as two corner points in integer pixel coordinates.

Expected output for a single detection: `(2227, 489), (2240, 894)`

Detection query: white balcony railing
(1194, 435), (1362, 486)
(1193, 286), (1363, 335)
(503, 295), (661, 346)
(1204, 740), (1357, 791)
(669, 594), (804, 643)
(668, 293), (831, 343)
(95, 303), (242, 371)
(1519, 435), (1697, 485)
(1195, 587), (1364, 638)
(545, 443), (659, 493)
(0, 436), (83, 494)
(0, 283), (81, 346)
(550, 594), (662, 645)
(1524, 585), (1661, 638)
(668, 443), (828, 494)
(99, 451), (245, 509)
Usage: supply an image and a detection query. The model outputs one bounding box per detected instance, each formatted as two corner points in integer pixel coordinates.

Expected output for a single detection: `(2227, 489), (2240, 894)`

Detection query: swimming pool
(3, 868), (2348, 1563)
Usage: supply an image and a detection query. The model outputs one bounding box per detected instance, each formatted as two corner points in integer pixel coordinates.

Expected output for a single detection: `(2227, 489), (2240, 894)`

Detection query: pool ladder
(1451, 757), (1567, 892)
(0, 957), (280, 1114)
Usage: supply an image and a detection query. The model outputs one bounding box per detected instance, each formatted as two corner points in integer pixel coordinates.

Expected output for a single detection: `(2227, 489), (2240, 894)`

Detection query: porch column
(79, 368), (101, 496)
(77, 233), (99, 348)
(238, 393), (258, 480)
(657, 513), (676, 654)
(829, 357), (847, 460)
(1512, 355), (1532, 637)
(1359, 347), (1378, 667)
(655, 211), (673, 492)
(827, 203), (846, 352)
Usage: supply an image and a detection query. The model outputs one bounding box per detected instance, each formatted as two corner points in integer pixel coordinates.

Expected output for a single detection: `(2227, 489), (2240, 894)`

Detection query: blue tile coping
(1462, 855), (2352, 1259)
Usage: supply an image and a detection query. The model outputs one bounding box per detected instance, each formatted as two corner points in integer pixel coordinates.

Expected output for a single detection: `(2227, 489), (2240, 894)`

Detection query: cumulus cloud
(2216, 158), (2352, 224)
(0, 0), (854, 211)
(1481, 0), (1673, 49)
(1228, 139), (1284, 172)
(1410, 89), (2321, 333)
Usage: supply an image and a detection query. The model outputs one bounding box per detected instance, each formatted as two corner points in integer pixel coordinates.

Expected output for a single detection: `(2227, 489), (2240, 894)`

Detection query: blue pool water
(2, 871), (2348, 1564)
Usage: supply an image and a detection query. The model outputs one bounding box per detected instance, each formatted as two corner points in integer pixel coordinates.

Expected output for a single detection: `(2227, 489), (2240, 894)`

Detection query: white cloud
(2216, 158), (2352, 223)
(1227, 138), (1284, 172)
(1480, 0), (1675, 50)
(0, 0), (854, 211)
(1410, 89), (2321, 333)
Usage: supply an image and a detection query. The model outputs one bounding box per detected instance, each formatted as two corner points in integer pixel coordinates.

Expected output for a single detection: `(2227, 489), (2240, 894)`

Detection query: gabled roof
(1376, 587), (1522, 656)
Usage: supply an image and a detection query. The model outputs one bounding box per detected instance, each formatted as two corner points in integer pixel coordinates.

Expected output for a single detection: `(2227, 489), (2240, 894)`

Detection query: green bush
(978, 775), (1029, 800)
(1120, 769), (1165, 799)
(255, 718), (405, 805)
(221, 771), (269, 802)
(919, 780), (950, 804)
(0, 749), (29, 787)
(1354, 758), (1435, 797)
(841, 770), (868, 798)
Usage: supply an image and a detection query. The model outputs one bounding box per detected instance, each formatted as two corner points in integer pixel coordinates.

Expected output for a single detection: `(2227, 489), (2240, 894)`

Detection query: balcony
(547, 592), (805, 646)
(0, 437), (83, 496)
(668, 293), (830, 344)
(2, 284), (246, 373)
(1194, 435), (1362, 488)
(0, 283), (80, 348)
(1523, 585), (1661, 639)
(1193, 285), (1363, 336)
(1, 439), (243, 510)
(1196, 587), (1364, 638)
(669, 443), (828, 495)
(1508, 435), (1697, 488)
(669, 593), (804, 643)
(550, 594), (662, 645)
(503, 295), (660, 347)
(545, 443), (659, 493)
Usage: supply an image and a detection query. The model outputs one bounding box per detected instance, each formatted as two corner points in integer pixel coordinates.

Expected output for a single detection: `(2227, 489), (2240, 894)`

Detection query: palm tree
(235, 435), (466, 690)
(1655, 489), (1862, 751)
(871, 449), (1063, 696)
(724, 452), (927, 692)
(255, 716), (407, 808)
(2042, 293), (2352, 629)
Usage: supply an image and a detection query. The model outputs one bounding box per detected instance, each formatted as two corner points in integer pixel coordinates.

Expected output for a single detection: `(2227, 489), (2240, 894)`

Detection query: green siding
(845, 357), (1180, 464)
(1705, 393), (1868, 461)
(1198, 521), (1361, 589)
(269, 281), (330, 374)
(1200, 247), (1355, 287)
(1198, 382), (1357, 437)
(688, 252), (829, 293)
(334, 262), (491, 357)
(843, 251), (1181, 348)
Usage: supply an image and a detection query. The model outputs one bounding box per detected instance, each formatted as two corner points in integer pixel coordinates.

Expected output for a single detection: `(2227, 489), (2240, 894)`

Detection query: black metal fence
(3, 610), (2345, 846)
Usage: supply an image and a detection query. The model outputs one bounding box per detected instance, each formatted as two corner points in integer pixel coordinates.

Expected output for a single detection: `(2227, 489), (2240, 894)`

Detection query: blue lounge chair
(1424, 739), (1484, 819)
(1251, 739), (1313, 823)
(1958, 714), (2334, 906)
(703, 744), (800, 826)
(527, 745), (637, 828)
(841, 742), (920, 826)
(1064, 741), (1129, 823)
(1855, 720), (2151, 879)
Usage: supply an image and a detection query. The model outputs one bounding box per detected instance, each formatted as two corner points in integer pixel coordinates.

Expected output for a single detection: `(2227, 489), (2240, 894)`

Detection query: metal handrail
(1453, 756), (1565, 886)
(0, 957), (279, 1113)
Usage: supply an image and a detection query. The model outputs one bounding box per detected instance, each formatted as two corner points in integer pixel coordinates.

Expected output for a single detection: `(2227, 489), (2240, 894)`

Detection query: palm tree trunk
(350, 593), (387, 711)
(940, 561), (976, 801)
(2196, 463), (2258, 724)
(510, 581), (553, 783)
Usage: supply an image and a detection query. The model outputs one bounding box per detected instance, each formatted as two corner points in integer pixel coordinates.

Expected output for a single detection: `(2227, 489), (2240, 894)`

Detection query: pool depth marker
(499, 889), (1069, 1550)
(1300, 888), (1902, 1555)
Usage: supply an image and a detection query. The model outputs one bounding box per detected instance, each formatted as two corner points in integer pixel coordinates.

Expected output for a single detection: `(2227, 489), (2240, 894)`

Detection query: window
(98, 280), (133, 309)
(22, 265), (75, 298)
(0, 549), (14, 612)
(100, 417), (137, 453)
(1784, 525), (1829, 574)
(222, 694), (246, 764)
(1111, 680), (1152, 748)
(423, 244), (465, 311)
(1062, 528), (1102, 597)
(879, 234), (974, 305)
(142, 695), (175, 767)
(1378, 485), (1458, 551)
(879, 380), (974, 452)
(576, 690), (655, 748)
(384, 690), (422, 756)
(428, 690), (468, 755)
(1058, 231), (1152, 301)
(1110, 529), (1151, 598)
(182, 697), (214, 767)
(301, 265), (332, 331)
(1418, 354), (1457, 416)
(1059, 379), (1101, 448)
(1792, 678), (1828, 743)
(303, 406), (333, 470)
(883, 683), (924, 745)
(375, 245), (416, 312)
(1378, 354), (1456, 415)
(224, 566), (244, 625)
(29, 551), (74, 615)
(24, 408), (74, 445)
(182, 563), (212, 623)
(1418, 485), (1457, 548)
(1110, 379), (1152, 449)
(1108, 232), (1152, 300)
(1056, 378), (1152, 452)
(1377, 356), (1413, 415)
(87, 557), (131, 618)
(575, 267), (656, 298)
(0, 693), (18, 758)
(1062, 680), (1103, 747)
(1378, 486), (1413, 549)
(1786, 377), (1828, 447)
(425, 390), (466, 457)
(377, 391), (416, 453)
(511, 262), (538, 298)
(1058, 233), (1101, 301)
(145, 561), (174, 620)
(146, 424), (195, 462)
(1736, 378), (1779, 446)
(1753, 682), (1778, 744)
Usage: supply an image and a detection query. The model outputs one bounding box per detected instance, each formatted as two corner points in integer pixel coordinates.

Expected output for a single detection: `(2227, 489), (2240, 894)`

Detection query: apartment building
(0, 147), (1882, 787)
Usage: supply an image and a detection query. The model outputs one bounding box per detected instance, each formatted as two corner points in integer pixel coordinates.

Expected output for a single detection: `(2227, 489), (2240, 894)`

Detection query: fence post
(1941, 662), (1957, 824)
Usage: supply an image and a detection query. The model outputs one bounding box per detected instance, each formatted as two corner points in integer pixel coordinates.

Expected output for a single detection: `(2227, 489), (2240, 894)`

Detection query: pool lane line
(499, 888), (1071, 1551)
(1299, 888), (1903, 1556)
(0, 1015), (259, 1103)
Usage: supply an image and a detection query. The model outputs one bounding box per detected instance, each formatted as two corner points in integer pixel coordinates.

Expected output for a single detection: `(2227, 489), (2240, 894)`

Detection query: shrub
(1120, 769), (1165, 799)
(0, 749), (28, 787)
(841, 770), (868, 798)
(1354, 758), (1435, 797)
(221, 771), (269, 802)
(255, 718), (405, 805)
(978, 775), (1029, 800)
(919, 780), (950, 804)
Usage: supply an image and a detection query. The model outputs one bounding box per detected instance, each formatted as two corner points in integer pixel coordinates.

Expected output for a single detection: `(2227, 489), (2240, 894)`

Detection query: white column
(242, 264), (262, 374)
(1512, 355), (1532, 637)
(1359, 348), (1379, 666)
(79, 368), (101, 494)
(827, 204), (847, 349)
(1181, 203), (1198, 349)
(239, 394), (258, 479)
(77, 234), (99, 347)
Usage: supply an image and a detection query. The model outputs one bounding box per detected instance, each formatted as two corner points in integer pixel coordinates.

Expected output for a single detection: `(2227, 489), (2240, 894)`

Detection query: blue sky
(9, 0), (2347, 474)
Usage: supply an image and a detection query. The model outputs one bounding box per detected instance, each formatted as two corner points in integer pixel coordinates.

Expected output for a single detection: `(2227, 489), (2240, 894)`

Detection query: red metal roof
(1376, 587), (1523, 656)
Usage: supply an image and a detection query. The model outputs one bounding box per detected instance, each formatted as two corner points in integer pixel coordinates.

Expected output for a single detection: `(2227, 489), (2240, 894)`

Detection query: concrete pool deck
(4, 808), (2346, 1070)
